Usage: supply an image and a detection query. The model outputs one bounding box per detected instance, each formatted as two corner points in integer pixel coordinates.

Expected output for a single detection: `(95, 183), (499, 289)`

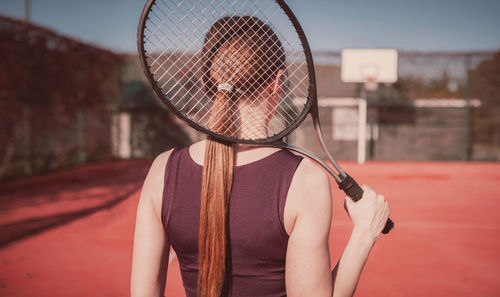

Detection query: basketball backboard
(341, 49), (398, 84)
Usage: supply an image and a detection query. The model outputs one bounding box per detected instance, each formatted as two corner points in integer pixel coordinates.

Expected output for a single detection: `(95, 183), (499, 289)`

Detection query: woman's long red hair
(198, 16), (285, 297)
(198, 91), (234, 297)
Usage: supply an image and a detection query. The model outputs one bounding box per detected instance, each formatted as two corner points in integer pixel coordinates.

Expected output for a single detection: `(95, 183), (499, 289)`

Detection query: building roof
(317, 97), (481, 108)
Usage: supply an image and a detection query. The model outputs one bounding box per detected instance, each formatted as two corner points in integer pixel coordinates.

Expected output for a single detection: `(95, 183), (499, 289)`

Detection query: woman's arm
(285, 160), (390, 297)
(131, 151), (172, 297)
(285, 159), (334, 297)
(331, 186), (390, 297)
(330, 228), (374, 297)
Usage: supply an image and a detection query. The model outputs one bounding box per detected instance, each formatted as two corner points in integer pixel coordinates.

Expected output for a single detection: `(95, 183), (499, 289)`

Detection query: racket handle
(337, 174), (394, 234)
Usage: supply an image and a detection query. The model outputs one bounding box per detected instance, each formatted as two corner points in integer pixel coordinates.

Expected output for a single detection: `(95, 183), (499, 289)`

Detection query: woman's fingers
(373, 200), (391, 236)
(344, 184), (391, 239)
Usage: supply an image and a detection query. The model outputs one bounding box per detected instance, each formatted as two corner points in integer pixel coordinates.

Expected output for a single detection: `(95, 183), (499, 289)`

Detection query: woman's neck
(237, 102), (269, 139)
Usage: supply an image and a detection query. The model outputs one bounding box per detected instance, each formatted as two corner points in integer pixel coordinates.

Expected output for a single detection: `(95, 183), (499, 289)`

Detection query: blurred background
(0, 0), (499, 297)
(0, 0), (499, 179)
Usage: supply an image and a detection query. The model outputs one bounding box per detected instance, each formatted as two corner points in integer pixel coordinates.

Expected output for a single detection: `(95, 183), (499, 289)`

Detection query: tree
(469, 51), (500, 149)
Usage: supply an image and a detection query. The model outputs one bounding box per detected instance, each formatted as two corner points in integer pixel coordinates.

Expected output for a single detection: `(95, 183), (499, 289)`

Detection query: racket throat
(310, 109), (347, 179)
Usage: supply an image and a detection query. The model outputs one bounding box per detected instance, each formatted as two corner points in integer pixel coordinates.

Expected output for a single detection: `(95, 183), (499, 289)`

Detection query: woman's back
(162, 143), (303, 296)
(131, 139), (390, 297)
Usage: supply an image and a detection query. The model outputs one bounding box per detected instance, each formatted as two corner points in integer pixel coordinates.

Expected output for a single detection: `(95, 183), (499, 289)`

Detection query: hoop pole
(357, 96), (367, 164)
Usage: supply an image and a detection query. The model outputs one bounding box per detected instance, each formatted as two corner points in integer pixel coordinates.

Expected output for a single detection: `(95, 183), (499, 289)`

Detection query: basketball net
(364, 76), (378, 91)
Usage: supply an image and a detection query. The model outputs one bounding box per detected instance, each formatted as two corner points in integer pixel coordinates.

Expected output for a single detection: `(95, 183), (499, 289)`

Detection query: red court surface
(0, 160), (499, 296)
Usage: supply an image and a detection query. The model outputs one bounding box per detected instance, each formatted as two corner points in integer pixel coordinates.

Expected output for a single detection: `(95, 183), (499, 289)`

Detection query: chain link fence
(0, 16), (121, 179)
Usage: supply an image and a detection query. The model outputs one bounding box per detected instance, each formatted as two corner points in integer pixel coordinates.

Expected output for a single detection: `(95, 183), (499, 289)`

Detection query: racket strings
(160, 36), (303, 133)
(148, 3), (304, 111)
(164, 30), (283, 127)
(147, 0), (263, 68)
(145, 0), (300, 90)
(207, 35), (306, 134)
(207, 38), (306, 136)
(207, 92), (236, 137)
(142, 0), (309, 141)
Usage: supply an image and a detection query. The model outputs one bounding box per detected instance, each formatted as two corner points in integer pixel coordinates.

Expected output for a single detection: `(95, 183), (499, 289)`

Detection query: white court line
(331, 221), (500, 230)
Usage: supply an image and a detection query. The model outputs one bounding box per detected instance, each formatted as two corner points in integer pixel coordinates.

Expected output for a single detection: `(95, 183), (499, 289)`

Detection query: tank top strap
(161, 147), (184, 228)
(274, 150), (303, 237)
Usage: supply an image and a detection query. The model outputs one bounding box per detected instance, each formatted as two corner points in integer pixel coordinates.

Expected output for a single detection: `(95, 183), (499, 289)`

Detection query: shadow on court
(0, 186), (139, 249)
(0, 160), (149, 249)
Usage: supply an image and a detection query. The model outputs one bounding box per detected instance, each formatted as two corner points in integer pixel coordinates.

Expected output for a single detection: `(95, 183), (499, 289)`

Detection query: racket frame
(137, 0), (314, 146)
(137, 0), (393, 234)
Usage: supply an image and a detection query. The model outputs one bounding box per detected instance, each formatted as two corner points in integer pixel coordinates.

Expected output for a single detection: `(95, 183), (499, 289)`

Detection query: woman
(131, 16), (390, 297)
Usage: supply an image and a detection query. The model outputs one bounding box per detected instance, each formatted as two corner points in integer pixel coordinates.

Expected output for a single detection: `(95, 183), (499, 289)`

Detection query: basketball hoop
(340, 49), (398, 92)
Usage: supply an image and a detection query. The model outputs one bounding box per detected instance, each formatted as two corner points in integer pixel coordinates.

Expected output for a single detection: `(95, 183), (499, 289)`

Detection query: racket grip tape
(337, 174), (394, 234)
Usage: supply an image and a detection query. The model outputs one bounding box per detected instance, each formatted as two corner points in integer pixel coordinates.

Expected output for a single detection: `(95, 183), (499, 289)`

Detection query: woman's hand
(327, 185), (390, 297)
(344, 185), (390, 243)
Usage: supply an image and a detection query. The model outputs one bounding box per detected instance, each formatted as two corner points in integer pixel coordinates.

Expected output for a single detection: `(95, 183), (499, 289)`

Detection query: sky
(1, 0), (499, 53)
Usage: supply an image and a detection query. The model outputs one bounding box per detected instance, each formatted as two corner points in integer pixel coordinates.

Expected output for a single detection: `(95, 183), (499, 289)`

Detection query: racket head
(137, 0), (317, 144)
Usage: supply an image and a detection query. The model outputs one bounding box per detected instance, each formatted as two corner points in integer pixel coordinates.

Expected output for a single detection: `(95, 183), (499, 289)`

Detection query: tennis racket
(137, 0), (393, 234)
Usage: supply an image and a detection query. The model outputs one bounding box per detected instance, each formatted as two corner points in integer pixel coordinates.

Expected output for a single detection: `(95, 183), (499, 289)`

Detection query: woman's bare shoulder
(284, 154), (332, 235)
(141, 148), (176, 218)
(294, 157), (331, 201)
(148, 140), (202, 181)
(288, 152), (330, 188)
(149, 148), (175, 176)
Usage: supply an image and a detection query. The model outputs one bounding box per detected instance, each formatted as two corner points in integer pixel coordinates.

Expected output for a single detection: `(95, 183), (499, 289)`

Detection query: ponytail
(198, 90), (234, 297)
(198, 16), (284, 296)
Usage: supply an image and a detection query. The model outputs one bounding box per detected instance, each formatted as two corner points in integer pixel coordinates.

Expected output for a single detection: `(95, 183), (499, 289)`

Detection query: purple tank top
(161, 147), (303, 297)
